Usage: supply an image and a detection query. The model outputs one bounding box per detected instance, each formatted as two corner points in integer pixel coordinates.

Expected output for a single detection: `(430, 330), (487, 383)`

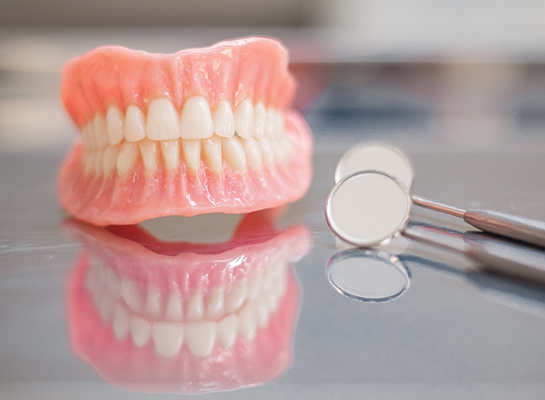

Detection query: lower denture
(63, 210), (312, 394)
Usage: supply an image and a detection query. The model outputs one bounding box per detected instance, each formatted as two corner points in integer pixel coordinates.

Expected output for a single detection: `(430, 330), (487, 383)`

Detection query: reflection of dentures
(59, 38), (313, 226)
(64, 211), (312, 394)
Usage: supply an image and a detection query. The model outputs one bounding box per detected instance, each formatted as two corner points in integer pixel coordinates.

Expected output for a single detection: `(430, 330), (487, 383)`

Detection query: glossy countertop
(2, 28), (545, 399)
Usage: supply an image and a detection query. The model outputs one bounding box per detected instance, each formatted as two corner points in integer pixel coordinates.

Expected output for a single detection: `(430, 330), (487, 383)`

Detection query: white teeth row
(85, 256), (288, 358)
(83, 133), (294, 177)
(81, 98), (285, 150)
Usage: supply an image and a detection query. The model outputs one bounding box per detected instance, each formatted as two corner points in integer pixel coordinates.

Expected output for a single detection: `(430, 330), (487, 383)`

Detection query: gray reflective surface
(3, 29), (545, 399)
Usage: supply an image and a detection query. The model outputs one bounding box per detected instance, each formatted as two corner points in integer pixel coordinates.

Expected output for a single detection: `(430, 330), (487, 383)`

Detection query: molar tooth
(272, 140), (287, 164)
(248, 272), (264, 300)
(106, 268), (121, 299)
(117, 141), (140, 177)
(202, 135), (222, 173)
(238, 303), (257, 341)
(186, 293), (204, 322)
(144, 286), (163, 320)
(106, 106), (124, 145)
(180, 96), (214, 139)
(265, 108), (275, 139)
(113, 303), (130, 340)
(206, 287), (225, 321)
(255, 294), (270, 328)
(218, 314), (238, 348)
(222, 136), (246, 172)
(272, 111), (285, 139)
(81, 125), (92, 150)
(103, 144), (120, 177)
(165, 291), (183, 322)
(160, 139), (180, 170)
(84, 152), (96, 174)
(94, 114), (109, 149)
(234, 99), (254, 139)
(152, 322), (184, 358)
(185, 321), (218, 357)
(139, 138), (159, 172)
(124, 105), (146, 142)
(120, 277), (143, 313)
(213, 101), (235, 138)
(283, 137), (294, 158)
(241, 137), (262, 170)
(258, 138), (274, 167)
(225, 280), (248, 314)
(147, 98), (180, 140)
(253, 102), (266, 139)
(181, 139), (201, 171)
(131, 315), (151, 348)
(87, 121), (98, 149)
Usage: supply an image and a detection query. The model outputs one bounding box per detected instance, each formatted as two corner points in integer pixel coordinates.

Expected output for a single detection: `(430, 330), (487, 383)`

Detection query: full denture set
(59, 37), (313, 226)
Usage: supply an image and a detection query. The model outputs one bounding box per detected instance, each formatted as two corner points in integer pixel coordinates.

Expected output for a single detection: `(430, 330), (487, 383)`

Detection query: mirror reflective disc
(335, 143), (414, 189)
(326, 171), (412, 247)
(327, 249), (410, 302)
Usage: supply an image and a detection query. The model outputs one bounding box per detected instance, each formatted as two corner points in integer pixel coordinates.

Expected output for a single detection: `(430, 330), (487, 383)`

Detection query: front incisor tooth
(213, 101), (235, 138)
(180, 96), (214, 139)
(185, 321), (218, 357)
(202, 135), (222, 173)
(152, 322), (184, 358)
(241, 137), (262, 170)
(234, 99), (254, 139)
(164, 291), (183, 322)
(117, 141), (140, 177)
(139, 138), (159, 172)
(253, 102), (266, 139)
(160, 139), (180, 170)
(147, 98), (180, 140)
(186, 293), (205, 322)
(94, 114), (109, 149)
(222, 136), (246, 172)
(258, 138), (274, 167)
(124, 105), (146, 142)
(106, 106), (124, 145)
(181, 139), (201, 171)
(103, 144), (120, 177)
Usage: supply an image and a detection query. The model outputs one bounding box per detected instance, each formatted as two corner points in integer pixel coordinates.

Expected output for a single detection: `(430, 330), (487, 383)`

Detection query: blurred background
(1, 0), (545, 153)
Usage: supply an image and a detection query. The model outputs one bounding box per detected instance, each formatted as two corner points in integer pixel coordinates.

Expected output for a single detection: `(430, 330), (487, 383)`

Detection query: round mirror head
(325, 170), (412, 247)
(326, 249), (410, 302)
(335, 143), (414, 189)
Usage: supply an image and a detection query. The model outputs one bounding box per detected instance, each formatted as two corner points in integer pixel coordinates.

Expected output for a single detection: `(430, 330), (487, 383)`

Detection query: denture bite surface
(59, 38), (313, 226)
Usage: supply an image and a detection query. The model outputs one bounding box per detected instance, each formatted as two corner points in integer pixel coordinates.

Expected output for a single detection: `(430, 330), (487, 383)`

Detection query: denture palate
(80, 97), (292, 177)
(86, 255), (289, 358)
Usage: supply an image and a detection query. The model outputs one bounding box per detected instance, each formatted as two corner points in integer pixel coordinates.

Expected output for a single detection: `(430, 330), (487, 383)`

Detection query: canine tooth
(181, 139), (201, 171)
(253, 102), (266, 139)
(139, 138), (159, 172)
(113, 303), (130, 340)
(186, 293), (204, 322)
(222, 136), (246, 172)
(165, 291), (183, 322)
(180, 96), (214, 139)
(206, 287), (225, 321)
(258, 138), (274, 166)
(160, 139), (180, 170)
(234, 99), (254, 139)
(238, 303), (257, 341)
(94, 150), (104, 176)
(272, 140), (287, 163)
(84, 152), (96, 174)
(152, 322), (184, 358)
(241, 137), (262, 170)
(202, 135), (222, 173)
(225, 280), (248, 314)
(248, 272), (264, 300)
(117, 141), (139, 177)
(124, 105), (146, 142)
(106, 106), (124, 145)
(99, 291), (115, 322)
(213, 101), (235, 138)
(103, 145), (120, 177)
(130, 315), (151, 348)
(121, 277), (143, 313)
(94, 114), (109, 149)
(105, 267), (121, 299)
(147, 98), (180, 140)
(218, 314), (238, 348)
(144, 286), (163, 320)
(185, 321), (218, 357)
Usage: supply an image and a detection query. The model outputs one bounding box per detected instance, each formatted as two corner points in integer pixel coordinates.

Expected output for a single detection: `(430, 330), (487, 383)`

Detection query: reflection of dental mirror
(326, 249), (410, 303)
(332, 142), (545, 248)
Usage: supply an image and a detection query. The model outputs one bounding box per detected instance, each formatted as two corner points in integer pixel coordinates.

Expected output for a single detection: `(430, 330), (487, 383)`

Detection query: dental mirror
(326, 249), (410, 302)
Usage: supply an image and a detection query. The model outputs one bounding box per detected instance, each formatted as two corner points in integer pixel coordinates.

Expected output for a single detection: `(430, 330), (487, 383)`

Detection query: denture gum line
(85, 254), (289, 358)
(80, 97), (293, 177)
